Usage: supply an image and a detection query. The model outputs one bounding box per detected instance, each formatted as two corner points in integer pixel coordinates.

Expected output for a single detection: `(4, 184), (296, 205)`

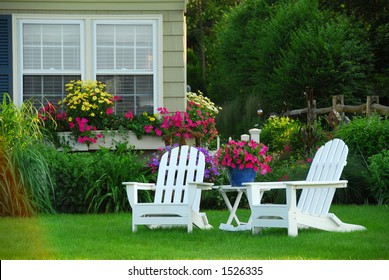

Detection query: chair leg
(287, 216), (298, 237)
(252, 227), (262, 235)
(132, 223), (138, 233)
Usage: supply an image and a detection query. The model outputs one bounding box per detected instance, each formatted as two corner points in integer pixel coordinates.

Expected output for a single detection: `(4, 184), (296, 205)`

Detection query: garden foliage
(209, 0), (373, 114)
(42, 145), (151, 214)
(0, 94), (55, 216)
(366, 150), (389, 205)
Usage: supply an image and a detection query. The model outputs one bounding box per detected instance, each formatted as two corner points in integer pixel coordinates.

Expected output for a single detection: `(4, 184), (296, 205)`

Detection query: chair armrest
(284, 180), (348, 189)
(122, 182), (155, 190)
(123, 182), (155, 207)
(243, 181), (292, 190)
(188, 182), (214, 190)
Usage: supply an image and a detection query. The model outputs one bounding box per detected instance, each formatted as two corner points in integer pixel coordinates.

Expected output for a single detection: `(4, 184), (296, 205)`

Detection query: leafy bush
(366, 150), (389, 205)
(209, 0), (373, 113)
(43, 145), (151, 214)
(334, 154), (371, 205)
(260, 116), (302, 153)
(334, 116), (389, 158)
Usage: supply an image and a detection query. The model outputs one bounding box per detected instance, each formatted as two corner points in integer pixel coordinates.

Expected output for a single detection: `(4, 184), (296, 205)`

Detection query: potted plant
(214, 139), (272, 186)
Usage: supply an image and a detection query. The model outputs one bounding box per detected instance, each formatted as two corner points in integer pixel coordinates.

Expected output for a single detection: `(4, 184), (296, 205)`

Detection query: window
(20, 21), (83, 106)
(18, 18), (159, 114)
(95, 22), (156, 114)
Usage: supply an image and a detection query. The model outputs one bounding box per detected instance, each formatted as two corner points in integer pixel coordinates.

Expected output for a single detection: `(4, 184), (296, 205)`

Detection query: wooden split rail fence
(284, 94), (389, 125)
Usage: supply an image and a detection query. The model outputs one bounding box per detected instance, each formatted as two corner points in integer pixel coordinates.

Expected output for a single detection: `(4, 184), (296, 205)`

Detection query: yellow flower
(149, 117), (156, 122)
(92, 96), (97, 101)
(68, 117), (73, 122)
(91, 113), (95, 117)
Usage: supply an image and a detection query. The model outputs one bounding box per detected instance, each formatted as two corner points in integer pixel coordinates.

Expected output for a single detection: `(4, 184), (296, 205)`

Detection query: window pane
(97, 46), (114, 69)
(96, 23), (153, 71)
(22, 23), (81, 71)
(42, 47), (62, 69)
(23, 47), (41, 69)
(42, 25), (61, 46)
(23, 75), (81, 107)
(97, 75), (153, 114)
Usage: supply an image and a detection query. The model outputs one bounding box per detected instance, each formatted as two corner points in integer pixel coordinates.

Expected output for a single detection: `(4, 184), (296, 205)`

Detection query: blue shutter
(0, 15), (12, 102)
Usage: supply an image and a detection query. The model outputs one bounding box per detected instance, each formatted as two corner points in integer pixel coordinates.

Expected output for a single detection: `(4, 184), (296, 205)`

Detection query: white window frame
(13, 15), (163, 112)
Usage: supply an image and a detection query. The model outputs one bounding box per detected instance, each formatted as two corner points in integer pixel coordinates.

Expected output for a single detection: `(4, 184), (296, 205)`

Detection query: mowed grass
(1, 205), (388, 260)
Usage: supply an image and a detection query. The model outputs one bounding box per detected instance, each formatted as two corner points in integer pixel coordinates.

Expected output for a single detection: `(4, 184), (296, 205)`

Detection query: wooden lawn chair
(244, 138), (366, 236)
(123, 145), (213, 233)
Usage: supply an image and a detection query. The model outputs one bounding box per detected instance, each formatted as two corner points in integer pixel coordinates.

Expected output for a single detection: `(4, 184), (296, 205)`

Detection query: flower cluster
(186, 91), (221, 142)
(156, 92), (221, 145)
(186, 91), (221, 117)
(60, 80), (116, 121)
(147, 144), (219, 182)
(215, 140), (272, 174)
(38, 102), (68, 132)
(52, 80), (117, 144)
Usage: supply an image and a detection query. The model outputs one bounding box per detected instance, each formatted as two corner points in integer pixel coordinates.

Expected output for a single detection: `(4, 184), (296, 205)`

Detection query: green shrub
(43, 145), (151, 214)
(334, 154), (372, 205)
(86, 145), (151, 213)
(209, 0), (373, 113)
(366, 150), (389, 205)
(334, 115), (389, 158)
(260, 116), (301, 153)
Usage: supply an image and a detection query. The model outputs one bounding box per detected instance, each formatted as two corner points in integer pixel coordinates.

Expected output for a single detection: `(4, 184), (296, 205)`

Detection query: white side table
(216, 185), (252, 231)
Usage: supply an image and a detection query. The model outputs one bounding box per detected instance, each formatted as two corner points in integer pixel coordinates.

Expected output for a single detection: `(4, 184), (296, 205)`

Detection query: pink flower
(144, 125), (153, 133)
(306, 158), (313, 163)
(154, 128), (162, 136)
(106, 107), (113, 115)
(124, 111), (134, 120)
(158, 107), (169, 115)
(259, 145), (269, 157)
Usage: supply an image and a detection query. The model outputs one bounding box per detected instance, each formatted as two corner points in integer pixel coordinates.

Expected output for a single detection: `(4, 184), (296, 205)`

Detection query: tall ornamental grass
(0, 94), (55, 216)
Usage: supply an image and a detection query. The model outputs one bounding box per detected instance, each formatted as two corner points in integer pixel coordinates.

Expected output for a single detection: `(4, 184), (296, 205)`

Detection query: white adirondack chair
(244, 138), (366, 236)
(123, 145), (214, 233)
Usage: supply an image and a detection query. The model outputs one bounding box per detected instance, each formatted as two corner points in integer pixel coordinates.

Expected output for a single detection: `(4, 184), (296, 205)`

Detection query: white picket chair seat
(123, 145), (213, 233)
(244, 138), (366, 236)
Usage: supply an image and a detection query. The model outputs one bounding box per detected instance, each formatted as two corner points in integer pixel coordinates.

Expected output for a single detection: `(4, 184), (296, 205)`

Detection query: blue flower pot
(229, 167), (256, 187)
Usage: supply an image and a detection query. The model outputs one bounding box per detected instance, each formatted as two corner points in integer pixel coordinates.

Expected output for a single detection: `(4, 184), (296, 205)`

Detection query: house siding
(0, 0), (187, 112)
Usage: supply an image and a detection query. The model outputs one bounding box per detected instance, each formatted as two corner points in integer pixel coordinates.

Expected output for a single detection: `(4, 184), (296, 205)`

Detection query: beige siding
(0, 0), (187, 112)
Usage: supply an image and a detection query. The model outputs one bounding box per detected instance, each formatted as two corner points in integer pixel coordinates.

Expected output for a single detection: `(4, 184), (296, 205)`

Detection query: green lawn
(1, 205), (388, 260)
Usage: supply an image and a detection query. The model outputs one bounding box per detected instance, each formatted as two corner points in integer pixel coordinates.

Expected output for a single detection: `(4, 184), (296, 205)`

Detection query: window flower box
(57, 130), (166, 151)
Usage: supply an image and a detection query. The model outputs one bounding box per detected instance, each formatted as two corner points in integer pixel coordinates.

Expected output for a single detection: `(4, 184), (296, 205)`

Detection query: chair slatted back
(154, 146), (205, 204)
(297, 139), (348, 215)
